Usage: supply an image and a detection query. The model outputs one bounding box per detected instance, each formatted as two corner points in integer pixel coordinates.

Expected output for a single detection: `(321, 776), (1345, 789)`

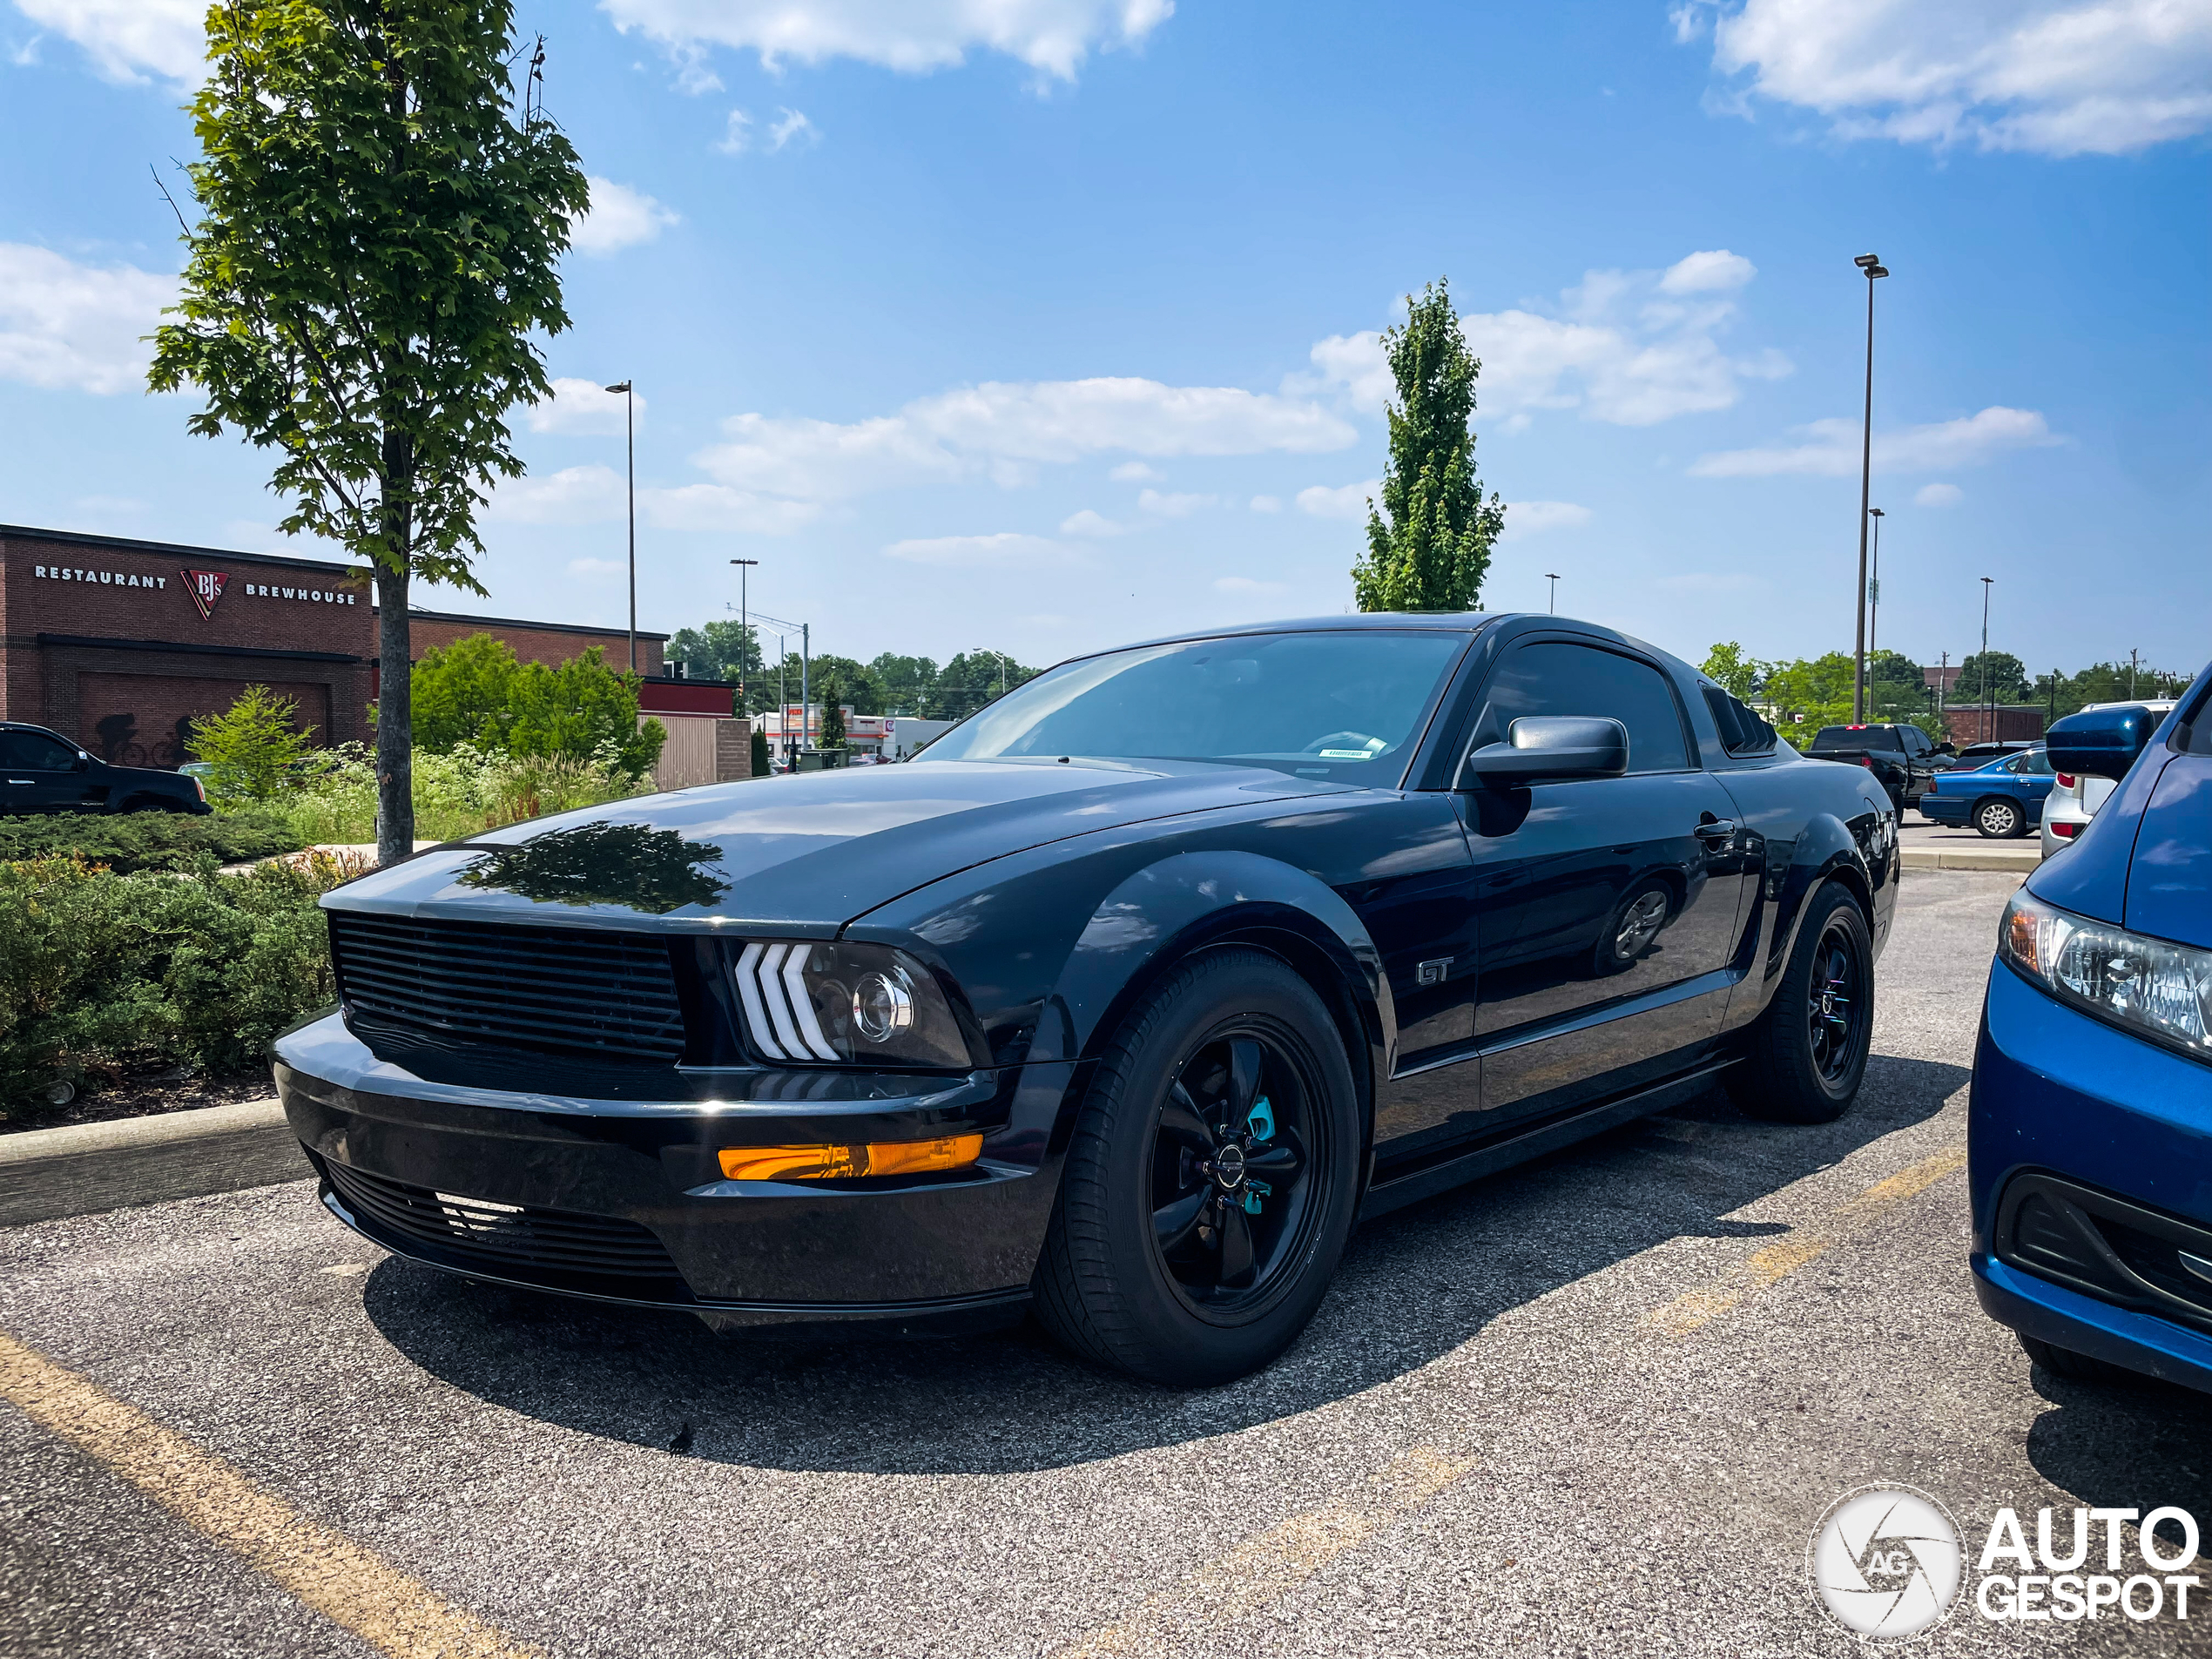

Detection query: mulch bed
(2, 1067), (277, 1137)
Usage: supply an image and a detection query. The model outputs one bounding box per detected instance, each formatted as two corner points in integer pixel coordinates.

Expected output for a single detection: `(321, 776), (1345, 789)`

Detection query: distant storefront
(1, 523), (667, 766)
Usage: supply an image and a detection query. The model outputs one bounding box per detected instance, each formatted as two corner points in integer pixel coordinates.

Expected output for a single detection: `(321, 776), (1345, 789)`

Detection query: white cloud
(600, 0), (1175, 81)
(1059, 508), (1126, 536)
(526, 378), (644, 435)
(1295, 480), (1379, 521)
(1213, 576), (1287, 595)
(1688, 0), (2212, 156)
(1249, 494), (1283, 513)
(883, 531), (1071, 567)
(768, 107), (819, 149)
(12, 0), (201, 82)
(1915, 482), (1965, 507)
(489, 464), (819, 534)
(694, 376), (1354, 507)
(1301, 251), (1790, 429)
(717, 110), (755, 153)
(1689, 406), (2058, 477)
(0, 243), (173, 394)
(570, 178), (680, 255)
(1109, 460), (1161, 482)
(1498, 500), (1593, 540)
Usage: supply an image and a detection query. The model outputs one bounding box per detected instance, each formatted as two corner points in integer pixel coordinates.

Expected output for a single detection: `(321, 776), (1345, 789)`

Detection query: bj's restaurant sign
(30, 561), (360, 619)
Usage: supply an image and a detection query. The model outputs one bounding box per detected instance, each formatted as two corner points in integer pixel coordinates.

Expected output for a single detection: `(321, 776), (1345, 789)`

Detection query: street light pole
(604, 380), (636, 672)
(728, 559), (758, 714)
(2129, 648), (2140, 699)
(1545, 573), (1560, 614)
(1851, 254), (1889, 722)
(1991, 579), (2008, 747)
(1866, 508), (1885, 669)
(972, 648), (1008, 701)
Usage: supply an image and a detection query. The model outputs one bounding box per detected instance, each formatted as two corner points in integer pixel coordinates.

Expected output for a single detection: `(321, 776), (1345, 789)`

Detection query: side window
(2020, 750), (2054, 776)
(1479, 643), (1691, 774)
(1, 732), (76, 770)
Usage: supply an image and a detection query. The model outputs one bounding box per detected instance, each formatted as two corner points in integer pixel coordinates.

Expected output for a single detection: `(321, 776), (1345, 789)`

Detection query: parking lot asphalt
(6, 870), (2208, 1658)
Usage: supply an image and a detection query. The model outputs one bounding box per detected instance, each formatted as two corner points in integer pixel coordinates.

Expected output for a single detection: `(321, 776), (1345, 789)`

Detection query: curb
(0, 1097), (306, 1227)
(1901, 847), (2039, 873)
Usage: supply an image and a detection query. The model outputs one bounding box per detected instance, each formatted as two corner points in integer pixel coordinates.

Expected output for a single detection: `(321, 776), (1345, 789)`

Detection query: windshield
(917, 630), (1467, 780)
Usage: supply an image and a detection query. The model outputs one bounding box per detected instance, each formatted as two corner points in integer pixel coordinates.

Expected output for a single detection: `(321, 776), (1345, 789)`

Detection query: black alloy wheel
(1033, 948), (1362, 1386)
(1975, 798), (2025, 840)
(1149, 1028), (1323, 1308)
(1727, 880), (1872, 1123)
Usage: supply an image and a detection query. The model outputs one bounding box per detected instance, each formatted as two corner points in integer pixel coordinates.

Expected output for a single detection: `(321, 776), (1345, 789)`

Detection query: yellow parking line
(0, 1328), (539, 1659)
(1646, 1143), (1967, 1337)
(1056, 1446), (1476, 1656)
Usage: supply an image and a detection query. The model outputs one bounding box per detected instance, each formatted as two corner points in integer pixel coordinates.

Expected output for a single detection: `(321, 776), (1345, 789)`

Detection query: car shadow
(2022, 1370), (2212, 1562)
(361, 1050), (1969, 1475)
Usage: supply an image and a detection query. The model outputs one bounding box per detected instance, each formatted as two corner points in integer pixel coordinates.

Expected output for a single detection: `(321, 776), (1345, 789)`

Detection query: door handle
(1694, 819), (1738, 840)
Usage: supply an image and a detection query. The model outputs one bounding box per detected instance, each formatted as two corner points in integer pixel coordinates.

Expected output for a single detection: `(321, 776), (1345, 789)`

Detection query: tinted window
(1811, 725), (1903, 752)
(1477, 643), (1690, 773)
(917, 630), (1467, 780)
(0, 731), (77, 769)
(2013, 750), (2055, 776)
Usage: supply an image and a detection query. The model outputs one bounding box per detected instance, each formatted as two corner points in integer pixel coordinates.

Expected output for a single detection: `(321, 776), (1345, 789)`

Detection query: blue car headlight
(2000, 890), (2212, 1065)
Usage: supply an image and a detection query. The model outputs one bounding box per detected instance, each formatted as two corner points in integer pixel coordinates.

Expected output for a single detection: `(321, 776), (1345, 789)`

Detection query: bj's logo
(180, 569), (227, 621)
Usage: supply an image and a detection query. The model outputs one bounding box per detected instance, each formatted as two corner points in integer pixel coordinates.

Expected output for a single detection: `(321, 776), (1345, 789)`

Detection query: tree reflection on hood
(455, 821), (727, 914)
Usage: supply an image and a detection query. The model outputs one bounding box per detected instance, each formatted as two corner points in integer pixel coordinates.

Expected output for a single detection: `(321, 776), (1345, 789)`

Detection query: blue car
(1920, 745), (2054, 838)
(1969, 671), (2212, 1390)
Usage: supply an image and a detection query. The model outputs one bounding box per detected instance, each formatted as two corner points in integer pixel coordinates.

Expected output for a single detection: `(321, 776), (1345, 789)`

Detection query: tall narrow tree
(149, 0), (589, 865)
(1351, 279), (1506, 613)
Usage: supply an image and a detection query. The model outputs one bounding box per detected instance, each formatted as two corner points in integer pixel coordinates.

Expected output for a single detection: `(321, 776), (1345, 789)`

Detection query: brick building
(2, 523), (665, 767)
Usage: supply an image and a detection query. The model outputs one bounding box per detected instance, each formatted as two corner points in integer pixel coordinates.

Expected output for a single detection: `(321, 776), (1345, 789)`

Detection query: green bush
(408, 632), (666, 779)
(266, 741), (654, 846)
(0, 809), (306, 873)
(0, 853), (351, 1115)
(186, 683), (314, 801)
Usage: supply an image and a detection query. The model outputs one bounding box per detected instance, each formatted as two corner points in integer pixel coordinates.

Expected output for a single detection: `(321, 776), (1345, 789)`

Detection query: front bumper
(1968, 961), (2212, 1393)
(274, 1014), (1084, 1332)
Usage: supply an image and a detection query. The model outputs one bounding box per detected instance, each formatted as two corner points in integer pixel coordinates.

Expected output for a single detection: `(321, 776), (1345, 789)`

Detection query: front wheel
(1726, 881), (1872, 1123)
(1975, 798), (2025, 839)
(1031, 948), (1362, 1386)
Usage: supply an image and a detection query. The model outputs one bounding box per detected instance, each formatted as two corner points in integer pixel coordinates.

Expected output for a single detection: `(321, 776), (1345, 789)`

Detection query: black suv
(0, 722), (210, 815)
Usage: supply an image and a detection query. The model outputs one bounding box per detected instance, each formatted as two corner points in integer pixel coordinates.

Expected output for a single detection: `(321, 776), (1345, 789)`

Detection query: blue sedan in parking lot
(1969, 673), (2212, 1391)
(1920, 745), (2054, 838)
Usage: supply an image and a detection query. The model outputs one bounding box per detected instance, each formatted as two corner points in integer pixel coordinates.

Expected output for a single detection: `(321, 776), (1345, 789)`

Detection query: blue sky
(3, 0), (2207, 680)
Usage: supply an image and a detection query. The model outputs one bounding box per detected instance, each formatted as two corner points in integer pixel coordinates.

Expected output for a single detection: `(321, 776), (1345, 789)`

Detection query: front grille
(328, 910), (685, 1065)
(325, 1160), (685, 1285)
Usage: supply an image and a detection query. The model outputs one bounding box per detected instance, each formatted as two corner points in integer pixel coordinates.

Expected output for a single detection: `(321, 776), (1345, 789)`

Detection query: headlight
(732, 940), (974, 1068)
(2000, 891), (2212, 1064)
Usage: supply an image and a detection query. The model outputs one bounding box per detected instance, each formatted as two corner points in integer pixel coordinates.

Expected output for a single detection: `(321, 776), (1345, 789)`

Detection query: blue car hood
(323, 759), (1357, 931)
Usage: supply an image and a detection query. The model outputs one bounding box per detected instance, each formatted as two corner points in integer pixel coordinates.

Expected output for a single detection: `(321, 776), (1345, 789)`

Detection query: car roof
(1082, 612), (1685, 670)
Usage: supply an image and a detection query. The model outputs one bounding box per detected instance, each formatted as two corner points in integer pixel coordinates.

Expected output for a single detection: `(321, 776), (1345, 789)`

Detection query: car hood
(323, 759), (1359, 932)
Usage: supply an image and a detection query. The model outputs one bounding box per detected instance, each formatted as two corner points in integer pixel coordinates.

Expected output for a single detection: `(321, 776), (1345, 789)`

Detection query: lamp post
(971, 647), (1008, 702)
(728, 559), (758, 715)
(1865, 508), (1884, 671)
(1851, 253), (1888, 722)
(604, 380), (636, 671)
(1545, 573), (1560, 614)
(1991, 579), (2008, 747)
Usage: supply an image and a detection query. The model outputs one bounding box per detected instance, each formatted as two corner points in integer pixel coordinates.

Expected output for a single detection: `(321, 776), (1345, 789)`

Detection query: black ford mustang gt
(276, 613), (1896, 1384)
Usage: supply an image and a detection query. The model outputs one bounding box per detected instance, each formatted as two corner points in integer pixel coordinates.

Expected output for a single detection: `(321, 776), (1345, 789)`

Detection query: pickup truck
(1803, 723), (1944, 811)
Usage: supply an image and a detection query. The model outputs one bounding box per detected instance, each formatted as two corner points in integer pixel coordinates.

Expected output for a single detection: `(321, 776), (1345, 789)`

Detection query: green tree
(935, 651), (1038, 721)
(1763, 652), (1858, 747)
(1351, 279), (1506, 613)
(750, 725), (769, 778)
(868, 653), (940, 716)
(1954, 651), (2030, 707)
(1699, 643), (1765, 701)
(186, 685), (314, 801)
(148, 0), (590, 867)
(806, 655), (883, 718)
(665, 620), (765, 711)
(408, 635), (664, 779)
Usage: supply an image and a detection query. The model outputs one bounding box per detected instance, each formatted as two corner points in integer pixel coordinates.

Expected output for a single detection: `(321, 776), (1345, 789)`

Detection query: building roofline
(396, 606), (669, 644)
(2, 522), (359, 576)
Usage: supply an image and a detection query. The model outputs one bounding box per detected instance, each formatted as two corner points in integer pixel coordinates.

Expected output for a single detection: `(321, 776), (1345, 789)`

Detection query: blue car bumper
(1969, 960), (2212, 1393)
(1921, 795), (1969, 826)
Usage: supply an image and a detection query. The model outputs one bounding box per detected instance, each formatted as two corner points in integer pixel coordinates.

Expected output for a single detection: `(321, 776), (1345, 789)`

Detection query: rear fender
(1727, 811), (1877, 1030)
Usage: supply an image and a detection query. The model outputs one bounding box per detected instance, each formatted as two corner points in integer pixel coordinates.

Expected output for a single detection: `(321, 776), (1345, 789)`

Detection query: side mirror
(73, 752), (91, 772)
(1460, 716), (1629, 787)
(2046, 704), (2160, 780)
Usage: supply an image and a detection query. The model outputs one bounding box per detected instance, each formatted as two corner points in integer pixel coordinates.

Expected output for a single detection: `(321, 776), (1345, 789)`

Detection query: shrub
(186, 684), (314, 800)
(267, 740), (653, 846)
(0, 853), (353, 1115)
(0, 809), (305, 873)
(408, 633), (666, 779)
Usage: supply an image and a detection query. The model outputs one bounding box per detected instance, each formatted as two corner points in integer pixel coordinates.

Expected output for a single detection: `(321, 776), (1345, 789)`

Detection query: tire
(1593, 880), (1672, 977)
(1974, 797), (2025, 840)
(1031, 947), (1363, 1386)
(1725, 881), (1872, 1124)
(2019, 1332), (2142, 1386)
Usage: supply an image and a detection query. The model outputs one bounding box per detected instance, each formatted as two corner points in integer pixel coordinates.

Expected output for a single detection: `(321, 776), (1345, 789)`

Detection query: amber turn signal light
(717, 1134), (985, 1182)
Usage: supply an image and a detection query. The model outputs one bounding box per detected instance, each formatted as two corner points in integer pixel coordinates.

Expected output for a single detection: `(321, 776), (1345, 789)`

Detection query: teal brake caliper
(1244, 1096), (1276, 1214)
